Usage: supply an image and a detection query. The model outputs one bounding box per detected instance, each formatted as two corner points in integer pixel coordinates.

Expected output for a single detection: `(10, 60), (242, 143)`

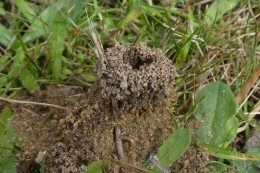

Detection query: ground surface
(0, 1), (259, 173)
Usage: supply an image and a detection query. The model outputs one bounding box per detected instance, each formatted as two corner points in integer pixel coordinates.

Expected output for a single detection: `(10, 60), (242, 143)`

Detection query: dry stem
(111, 99), (125, 161)
(0, 96), (69, 110)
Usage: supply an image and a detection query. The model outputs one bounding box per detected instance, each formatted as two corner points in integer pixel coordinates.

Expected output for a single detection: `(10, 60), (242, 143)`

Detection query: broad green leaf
(48, 14), (69, 80)
(0, 24), (13, 47)
(204, 0), (240, 24)
(85, 160), (110, 173)
(19, 68), (39, 91)
(119, 7), (142, 28)
(196, 81), (238, 146)
(23, 0), (63, 43)
(151, 128), (191, 173)
(15, 0), (36, 23)
(0, 156), (16, 173)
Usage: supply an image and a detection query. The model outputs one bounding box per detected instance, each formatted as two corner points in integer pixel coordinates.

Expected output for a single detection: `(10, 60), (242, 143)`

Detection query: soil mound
(13, 44), (181, 172)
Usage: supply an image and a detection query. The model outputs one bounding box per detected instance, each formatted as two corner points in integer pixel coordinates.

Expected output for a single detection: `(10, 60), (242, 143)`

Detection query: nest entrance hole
(129, 56), (153, 70)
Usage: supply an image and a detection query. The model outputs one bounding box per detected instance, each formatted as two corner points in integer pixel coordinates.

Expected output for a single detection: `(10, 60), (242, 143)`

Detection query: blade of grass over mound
(48, 14), (69, 80)
(204, 0), (240, 25)
(196, 81), (239, 147)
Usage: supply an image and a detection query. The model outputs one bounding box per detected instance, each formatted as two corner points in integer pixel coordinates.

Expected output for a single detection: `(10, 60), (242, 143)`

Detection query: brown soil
(13, 84), (174, 173)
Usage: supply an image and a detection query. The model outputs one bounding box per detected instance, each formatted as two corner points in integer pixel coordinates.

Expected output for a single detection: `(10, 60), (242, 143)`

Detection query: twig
(109, 158), (151, 173)
(111, 99), (125, 161)
(0, 96), (69, 110)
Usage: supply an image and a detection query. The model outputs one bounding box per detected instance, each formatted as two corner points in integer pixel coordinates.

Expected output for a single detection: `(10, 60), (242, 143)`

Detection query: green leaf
(85, 160), (110, 173)
(19, 68), (39, 92)
(199, 143), (260, 161)
(0, 24), (13, 47)
(0, 156), (16, 173)
(196, 81), (238, 147)
(151, 128), (191, 173)
(204, 0), (240, 24)
(23, 0), (63, 43)
(15, 0), (36, 23)
(48, 14), (69, 80)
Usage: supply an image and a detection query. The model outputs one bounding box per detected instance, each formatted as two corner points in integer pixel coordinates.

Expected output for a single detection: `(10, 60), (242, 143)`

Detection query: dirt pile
(13, 44), (177, 173)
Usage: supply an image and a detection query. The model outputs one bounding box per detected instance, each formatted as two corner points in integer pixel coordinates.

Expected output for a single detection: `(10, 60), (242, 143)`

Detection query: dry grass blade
(88, 18), (105, 71)
(236, 65), (260, 104)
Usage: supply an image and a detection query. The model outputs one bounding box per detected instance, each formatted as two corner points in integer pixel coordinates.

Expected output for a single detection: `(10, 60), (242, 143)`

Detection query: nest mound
(99, 44), (176, 111)
(13, 44), (179, 173)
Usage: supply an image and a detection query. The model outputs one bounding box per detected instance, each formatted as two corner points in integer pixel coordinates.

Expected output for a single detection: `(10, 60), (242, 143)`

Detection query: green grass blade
(199, 142), (260, 161)
(0, 24), (13, 47)
(119, 7), (142, 28)
(176, 7), (194, 68)
(14, 0), (36, 23)
(204, 0), (240, 24)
